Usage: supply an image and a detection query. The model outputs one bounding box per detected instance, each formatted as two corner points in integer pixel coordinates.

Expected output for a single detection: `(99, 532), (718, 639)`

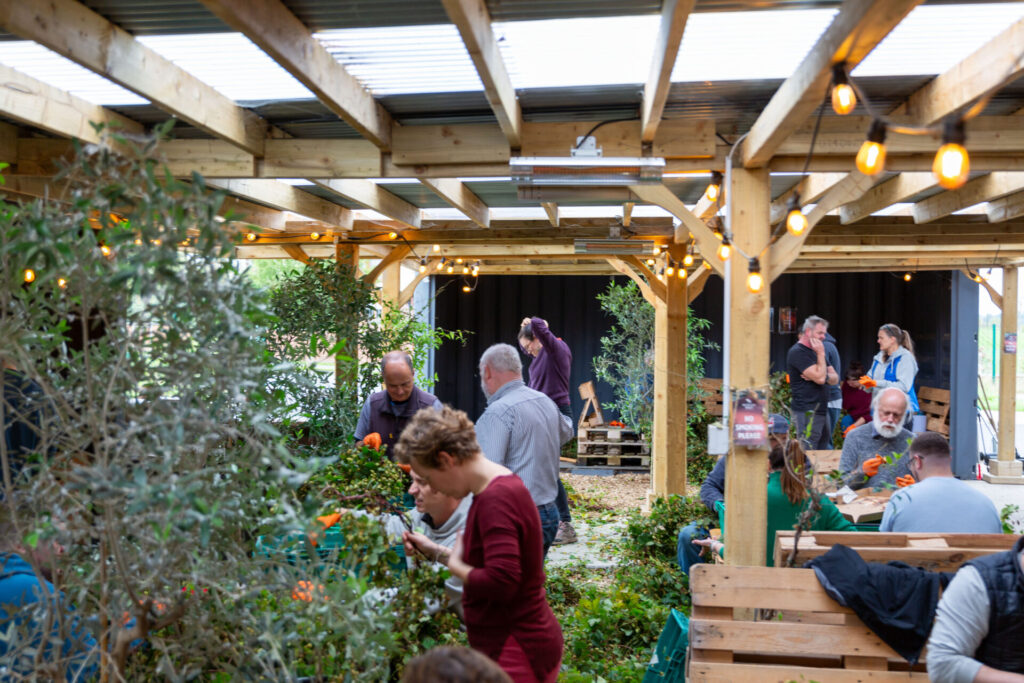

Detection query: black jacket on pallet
(806, 544), (956, 666)
(965, 535), (1024, 674)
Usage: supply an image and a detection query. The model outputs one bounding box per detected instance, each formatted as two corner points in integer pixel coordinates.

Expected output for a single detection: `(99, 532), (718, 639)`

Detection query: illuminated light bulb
(652, 244), (661, 256)
(455, 258), (463, 264)
(100, 245), (112, 257)
(245, 232), (258, 242)
(665, 263), (675, 277)
(388, 231), (398, 240)
(705, 171), (723, 203)
(677, 266), (687, 280)
(933, 120), (969, 190)
(432, 243), (441, 252)
(418, 260), (427, 274)
(446, 265), (454, 274)
(831, 63), (856, 115)
(855, 119), (887, 176)
(436, 259), (446, 271)
(716, 237), (731, 262)
(23, 268), (35, 283)
(462, 285), (471, 293)
(152, 239), (161, 246)
(309, 232), (320, 241)
(646, 258), (655, 266)
(134, 238), (143, 246)
(683, 253), (694, 266)
(904, 272), (912, 282)
(713, 227), (723, 241)
(785, 194), (807, 237)
(973, 274), (983, 283)
(747, 258), (764, 293)
(472, 267), (479, 277)
(462, 265), (470, 274)
(57, 277), (67, 289)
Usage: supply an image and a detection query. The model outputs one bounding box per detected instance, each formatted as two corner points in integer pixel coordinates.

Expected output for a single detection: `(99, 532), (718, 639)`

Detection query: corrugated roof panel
(486, 0), (661, 21)
(315, 24), (484, 95)
(0, 42), (146, 105)
(288, 0), (449, 30)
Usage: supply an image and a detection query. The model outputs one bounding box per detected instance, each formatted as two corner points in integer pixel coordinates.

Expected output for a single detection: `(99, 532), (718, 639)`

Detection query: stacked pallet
(576, 425), (650, 467)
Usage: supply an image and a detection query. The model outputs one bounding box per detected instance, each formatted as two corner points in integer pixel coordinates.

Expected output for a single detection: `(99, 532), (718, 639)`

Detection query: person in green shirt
(691, 440), (853, 568)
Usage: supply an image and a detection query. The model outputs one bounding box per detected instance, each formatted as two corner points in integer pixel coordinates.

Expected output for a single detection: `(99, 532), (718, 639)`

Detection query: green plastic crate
(643, 608), (689, 682)
(255, 526), (406, 574)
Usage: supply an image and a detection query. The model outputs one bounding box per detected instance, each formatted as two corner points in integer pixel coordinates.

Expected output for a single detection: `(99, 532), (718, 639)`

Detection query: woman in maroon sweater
(395, 406), (563, 683)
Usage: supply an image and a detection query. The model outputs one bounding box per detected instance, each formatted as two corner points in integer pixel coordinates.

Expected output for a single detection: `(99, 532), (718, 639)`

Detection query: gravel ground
(562, 472), (651, 511)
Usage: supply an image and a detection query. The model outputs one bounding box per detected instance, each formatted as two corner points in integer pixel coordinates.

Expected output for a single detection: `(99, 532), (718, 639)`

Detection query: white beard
(873, 412), (902, 439)
(480, 377), (492, 399)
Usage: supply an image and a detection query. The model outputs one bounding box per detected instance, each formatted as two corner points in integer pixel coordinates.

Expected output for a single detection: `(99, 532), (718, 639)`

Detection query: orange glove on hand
(896, 474), (915, 488)
(843, 423), (857, 437)
(858, 375), (877, 388)
(862, 455), (885, 477)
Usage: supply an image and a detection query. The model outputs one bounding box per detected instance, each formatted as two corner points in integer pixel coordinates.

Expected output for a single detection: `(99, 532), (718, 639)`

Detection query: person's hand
(692, 537), (723, 558)
(896, 474), (915, 488)
(521, 317), (532, 327)
(859, 375), (877, 388)
(843, 423), (858, 437)
(862, 455), (885, 477)
(450, 531), (465, 566)
(808, 336), (824, 354)
(402, 530), (438, 560)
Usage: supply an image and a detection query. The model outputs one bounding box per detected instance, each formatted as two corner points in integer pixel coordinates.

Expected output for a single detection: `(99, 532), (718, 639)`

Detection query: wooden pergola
(1, 0), (1022, 565)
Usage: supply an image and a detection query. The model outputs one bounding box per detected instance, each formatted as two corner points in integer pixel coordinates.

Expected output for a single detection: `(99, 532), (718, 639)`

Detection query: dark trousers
(537, 502), (559, 557)
(556, 404), (573, 524)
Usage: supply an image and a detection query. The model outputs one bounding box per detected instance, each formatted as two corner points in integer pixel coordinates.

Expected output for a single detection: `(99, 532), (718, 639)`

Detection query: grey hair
(871, 386), (910, 420)
(802, 315), (829, 334)
(479, 343), (522, 375)
(381, 350), (414, 375)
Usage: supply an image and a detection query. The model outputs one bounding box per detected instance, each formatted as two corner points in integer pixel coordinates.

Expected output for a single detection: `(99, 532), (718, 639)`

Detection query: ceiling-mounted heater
(510, 157), (665, 186)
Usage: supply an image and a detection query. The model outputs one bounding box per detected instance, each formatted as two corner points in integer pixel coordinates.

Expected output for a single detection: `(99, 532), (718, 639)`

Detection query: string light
(245, 232), (258, 242)
(785, 194), (808, 237)
(309, 232), (321, 241)
(387, 231), (398, 240)
(418, 259), (428, 274)
(646, 257), (655, 266)
(100, 245), (112, 257)
(432, 243), (441, 252)
(436, 258), (446, 271)
(23, 269), (35, 283)
(665, 261), (675, 277)
(716, 236), (732, 262)
(855, 119), (887, 176)
(677, 265), (687, 280)
(747, 258), (764, 293)
(652, 244), (662, 256)
(472, 262), (480, 277)
(933, 119), (969, 190)
(830, 63), (856, 115)
(903, 272), (912, 282)
(446, 264), (454, 274)
(134, 238), (143, 246)
(462, 265), (470, 275)
(57, 277), (67, 289)
(462, 284), (472, 293)
(455, 258), (463, 264)
(683, 251), (694, 267)
(705, 171), (723, 203)
(973, 272), (983, 283)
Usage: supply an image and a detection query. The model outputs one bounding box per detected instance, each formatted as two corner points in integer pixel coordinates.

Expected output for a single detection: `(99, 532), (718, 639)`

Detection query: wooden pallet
(576, 453), (650, 468)
(578, 440), (650, 455)
(577, 426), (642, 442)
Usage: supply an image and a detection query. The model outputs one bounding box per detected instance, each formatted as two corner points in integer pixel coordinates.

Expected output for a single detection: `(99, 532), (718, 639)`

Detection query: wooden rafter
(606, 258), (660, 306)
(0, 0), (268, 155)
(839, 173), (936, 224)
(541, 202), (559, 228)
(420, 179), (490, 228)
(208, 179), (353, 228)
(623, 202), (635, 228)
(199, 0), (394, 150)
(282, 244), (312, 265)
(622, 255), (668, 302)
(398, 259), (440, 308)
(742, 0), (922, 167)
(641, 0), (696, 143)
(361, 245), (412, 284)
(768, 173), (848, 224)
(442, 0), (521, 148)
(913, 173), (1024, 224)
(312, 180), (421, 229)
(629, 184), (724, 276)
(988, 190), (1024, 222)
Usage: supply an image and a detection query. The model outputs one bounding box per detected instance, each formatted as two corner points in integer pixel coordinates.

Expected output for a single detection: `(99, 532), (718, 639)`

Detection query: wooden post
(652, 251), (688, 497)
(723, 161), (772, 566)
(335, 240), (359, 398)
(986, 265), (1023, 482)
(382, 261), (402, 305)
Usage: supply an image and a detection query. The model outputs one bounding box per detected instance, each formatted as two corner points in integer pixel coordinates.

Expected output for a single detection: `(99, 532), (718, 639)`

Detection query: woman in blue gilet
(868, 323), (919, 413)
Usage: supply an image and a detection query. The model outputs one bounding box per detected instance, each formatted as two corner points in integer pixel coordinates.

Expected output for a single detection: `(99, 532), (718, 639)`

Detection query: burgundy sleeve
(530, 317), (560, 354)
(465, 497), (524, 599)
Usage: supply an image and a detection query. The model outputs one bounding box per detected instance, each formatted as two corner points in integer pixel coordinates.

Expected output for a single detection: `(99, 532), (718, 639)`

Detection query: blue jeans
(537, 502), (559, 558)
(556, 404), (573, 524)
(676, 523), (709, 576)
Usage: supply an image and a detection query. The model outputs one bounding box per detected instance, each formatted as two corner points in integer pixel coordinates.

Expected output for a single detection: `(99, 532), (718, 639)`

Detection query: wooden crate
(576, 454), (651, 468)
(918, 385), (951, 436)
(577, 426), (642, 442)
(774, 530), (1016, 571)
(577, 440), (650, 456)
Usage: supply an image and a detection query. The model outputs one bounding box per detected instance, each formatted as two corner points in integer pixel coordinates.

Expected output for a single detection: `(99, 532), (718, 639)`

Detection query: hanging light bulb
(436, 258), (446, 271)
(455, 258), (463, 264)
(418, 259), (428, 274)
(652, 244), (662, 256)
(462, 284), (471, 293)
(309, 232), (321, 241)
(23, 268), (35, 283)
(665, 261), (675, 277)
(245, 232), (258, 242)
(677, 265), (687, 280)
(855, 119), (887, 176)
(903, 272), (912, 282)
(646, 257), (655, 266)
(933, 119), (969, 190)
(683, 252), (693, 267)
(973, 273), (983, 283)
(472, 262), (480, 277)
(388, 231), (399, 240)
(462, 265), (470, 274)
(705, 171), (723, 203)
(747, 258), (764, 293)
(716, 236), (731, 262)
(432, 243), (441, 252)
(785, 194), (808, 237)
(100, 245), (112, 257)
(830, 63), (856, 115)
(446, 264), (454, 274)
(57, 277), (67, 289)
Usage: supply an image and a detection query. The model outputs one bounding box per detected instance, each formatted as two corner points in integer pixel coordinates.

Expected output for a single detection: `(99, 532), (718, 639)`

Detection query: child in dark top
(841, 362), (873, 435)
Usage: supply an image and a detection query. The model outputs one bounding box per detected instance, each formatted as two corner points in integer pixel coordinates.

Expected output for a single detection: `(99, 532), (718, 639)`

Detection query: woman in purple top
(518, 317), (576, 545)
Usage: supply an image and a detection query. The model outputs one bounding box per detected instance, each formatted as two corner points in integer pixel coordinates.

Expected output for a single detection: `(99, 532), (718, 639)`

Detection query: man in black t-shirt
(786, 315), (838, 450)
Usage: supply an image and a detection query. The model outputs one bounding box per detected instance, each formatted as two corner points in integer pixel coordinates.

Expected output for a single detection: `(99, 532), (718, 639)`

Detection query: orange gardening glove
(316, 512), (342, 530)
(843, 423), (858, 437)
(362, 432), (382, 449)
(896, 474), (916, 488)
(862, 455), (885, 477)
(397, 463), (412, 474)
(858, 375), (877, 388)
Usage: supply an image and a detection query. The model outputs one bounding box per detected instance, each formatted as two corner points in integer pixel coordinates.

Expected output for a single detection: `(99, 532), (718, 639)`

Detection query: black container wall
(431, 275), (626, 422)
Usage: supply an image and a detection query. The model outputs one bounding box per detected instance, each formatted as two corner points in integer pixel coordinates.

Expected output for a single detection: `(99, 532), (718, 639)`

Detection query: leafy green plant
(622, 494), (713, 563)
(299, 443), (409, 506)
(1001, 503), (1022, 534)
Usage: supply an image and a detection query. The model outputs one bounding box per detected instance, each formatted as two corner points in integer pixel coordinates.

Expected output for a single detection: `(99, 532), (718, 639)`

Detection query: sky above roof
(0, 3), (1019, 105)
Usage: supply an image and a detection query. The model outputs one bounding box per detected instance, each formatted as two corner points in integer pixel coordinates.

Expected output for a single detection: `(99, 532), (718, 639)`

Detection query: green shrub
(623, 495), (713, 563)
(299, 443), (409, 507)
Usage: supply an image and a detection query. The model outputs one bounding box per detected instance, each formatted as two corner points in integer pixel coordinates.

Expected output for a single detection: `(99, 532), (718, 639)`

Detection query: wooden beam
(769, 173), (848, 224)
(767, 170), (873, 281)
(0, 0), (268, 155)
(420, 178), (490, 228)
(199, 0), (393, 149)
(621, 255), (668, 302)
(686, 263), (712, 304)
(398, 260), (438, 308)
(281, 244), (312, 265)
(361, 245), (411, 284)
(641, 0), (695, 143)
(742, 0), (922, 167)
(724, 163), (771, 566)
(914, 173), (1024, 224)
(260, 139), (382, 178)
(607, 258), (659, 306)
(629, 183), (724, 277)
(442, 0), (521, 148)
(541, 202), (559, 228)
(524, 119), (715, 158)
(904, 17), (1024, 126)
(987, 266), (1023, 481)
(208, 179), (353, 228)
(392, 124), (509, 165)
(839, 173), (936, 224)
(988, 190), (1024, 223)
(623, 202), (635, 228)
(313, 180), (421, 229)
(220, 195), (287, 231)
(960, 269), (1002, 310)
(651, 243), (688, 496)
(0, 63), (144, 143)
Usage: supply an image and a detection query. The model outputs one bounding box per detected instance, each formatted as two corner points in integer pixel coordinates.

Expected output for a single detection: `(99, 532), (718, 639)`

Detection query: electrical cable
(573, 116), (641, 149)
